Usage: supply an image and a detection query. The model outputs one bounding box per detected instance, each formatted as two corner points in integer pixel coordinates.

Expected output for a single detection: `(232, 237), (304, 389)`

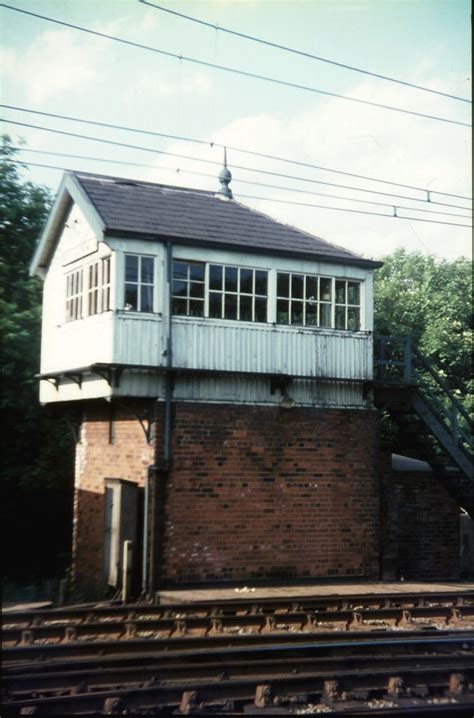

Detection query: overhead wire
(1, 104), (472, 201)
(139, 0), (471, 104)
(9, 147), (473, 220)
(0, 4), (470, 128)
(1, 118), (471, 211)
(4, 158), (471, 229)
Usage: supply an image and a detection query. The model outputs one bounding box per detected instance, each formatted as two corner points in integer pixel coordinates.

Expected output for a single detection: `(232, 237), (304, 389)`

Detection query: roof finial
(218, 147), (233, 199)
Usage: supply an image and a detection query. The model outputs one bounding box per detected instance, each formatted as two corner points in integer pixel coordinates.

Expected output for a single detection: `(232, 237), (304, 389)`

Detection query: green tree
(374, 248), (473, 400)
(1, 137), (74, 582)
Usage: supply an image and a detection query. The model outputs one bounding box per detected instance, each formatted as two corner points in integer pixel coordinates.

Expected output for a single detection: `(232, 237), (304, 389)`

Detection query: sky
(0, 0), (472, 261)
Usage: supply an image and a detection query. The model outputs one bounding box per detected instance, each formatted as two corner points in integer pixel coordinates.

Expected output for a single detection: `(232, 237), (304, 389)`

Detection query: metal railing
(374, 335), (473, 464)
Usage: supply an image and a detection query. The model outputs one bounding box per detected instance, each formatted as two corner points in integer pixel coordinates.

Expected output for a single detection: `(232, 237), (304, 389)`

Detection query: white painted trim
(30, 173), (106, 278)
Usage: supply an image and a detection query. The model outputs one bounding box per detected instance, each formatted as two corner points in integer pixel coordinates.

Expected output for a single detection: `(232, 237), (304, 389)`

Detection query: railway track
(3, 591), (474, 647)
(2, 590), (474, 715)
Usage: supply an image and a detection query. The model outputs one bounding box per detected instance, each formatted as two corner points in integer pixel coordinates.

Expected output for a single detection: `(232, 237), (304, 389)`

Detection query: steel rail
(4, 650), (473, 698)
(3, 604), (473, 647)
(3, 663), (473, 715)
(3, 630), (473, 668)
(3, 590), (473, 627)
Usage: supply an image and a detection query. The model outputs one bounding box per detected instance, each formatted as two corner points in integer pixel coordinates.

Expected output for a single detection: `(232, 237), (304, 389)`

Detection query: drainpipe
(147, 241), (174, 598)
(163, 240), (174, 469)
(141, 468), (150, 596)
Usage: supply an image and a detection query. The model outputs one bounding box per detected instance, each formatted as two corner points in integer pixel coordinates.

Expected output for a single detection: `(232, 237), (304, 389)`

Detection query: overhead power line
(5, 158), (471, 229)
(139, 0), (471, 104)
(2, 104), (471, 201)
(0, 3), (471, 129)
(10, 147), (473, 220)
(1, 118), (471, 211)
(237, 193), (472, 228)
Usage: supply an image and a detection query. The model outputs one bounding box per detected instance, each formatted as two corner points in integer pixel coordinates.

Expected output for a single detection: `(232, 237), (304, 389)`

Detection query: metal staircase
(374, 335), (474, 517)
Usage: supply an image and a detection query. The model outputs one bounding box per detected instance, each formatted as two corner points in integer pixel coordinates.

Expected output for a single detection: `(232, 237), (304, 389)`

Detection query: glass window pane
(255, 297), (267, 323)
(125, 284), (138, 310)
(125, 255), (138, 282)
(209, 291), (222, 318)
(141, 285), (153, 312)
(255, 271), (267, 296)
(291, 300), (303, 325)
(320, 303), (332, 328)
(209, 265), (222, 291)
(172, 280), (187, 297)
(335, 280), (346, 304)
(224, 294), (237, 319)
(240, 268), (253, 294)
(335, 305), (346, 330)
(305, 303), (318, 326)
(348, 282), (360, 305)
(347, 307), (360, 331)
(306, 276), (318, 301)
(172, 297), (187, 315)
(239, 295), (252, 321)
(277, 273), (289, 298)
(277, 299), (289, 324)
(189, 281), (205, 298)
(189, 263), (204, 281)
(291, 274), (304, 299)
(225, 266), (238, 292)
(103, 258), (110, 283)
(189, 299), (204, 317)
(141, 257), (154, 284)
(173, 261), (188, 279)
(320, 278), (332, 301)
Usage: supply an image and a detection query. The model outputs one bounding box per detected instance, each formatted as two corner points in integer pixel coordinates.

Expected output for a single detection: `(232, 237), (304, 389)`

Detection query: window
(65, 256), (113, 322)
(335, 279), (361, 331)
(124, 254), (154, 312)
(87, 262), (99, 316)
(209, 265), (268, 322)
(65, 268), (83, 322)
(172, 261), (205, 317)
(171, 260), (268, 322)
(102, 257), (111, 312)
(277, 272), (361, 330)
(277, 272), (332, 327)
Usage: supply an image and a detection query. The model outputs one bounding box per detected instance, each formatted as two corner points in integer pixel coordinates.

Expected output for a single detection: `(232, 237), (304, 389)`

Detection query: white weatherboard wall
(39, 203), (115, 403)
(39, 218), (374, 405)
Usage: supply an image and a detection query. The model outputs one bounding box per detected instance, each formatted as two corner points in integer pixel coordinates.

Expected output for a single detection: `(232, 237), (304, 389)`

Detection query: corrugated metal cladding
(172, 321), (373, 381)
(115, 373), (368, 408)
(114, 315), (164, 365)
(113, 316), (372, 390)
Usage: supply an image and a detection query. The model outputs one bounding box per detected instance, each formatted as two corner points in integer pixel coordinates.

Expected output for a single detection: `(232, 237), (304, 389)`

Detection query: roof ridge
(72, 170), (216, 196)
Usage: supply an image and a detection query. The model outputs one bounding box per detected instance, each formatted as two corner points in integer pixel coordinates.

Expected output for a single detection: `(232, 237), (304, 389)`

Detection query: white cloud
(2, 28), (104, 104)
(139, 71), (471, 261)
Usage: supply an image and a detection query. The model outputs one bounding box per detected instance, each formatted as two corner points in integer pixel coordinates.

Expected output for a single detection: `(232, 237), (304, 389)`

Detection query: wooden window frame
(276, 272), (361, 331)
(124, 254), (155, 313)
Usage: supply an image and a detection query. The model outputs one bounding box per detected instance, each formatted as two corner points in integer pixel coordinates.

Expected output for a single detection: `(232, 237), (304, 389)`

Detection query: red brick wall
(153, 403), (380, 586)
(70, 401), (462, 589)
(73, 402), (154, 586)
(380, 453), (460, 580)
(72, 401), (380, 588)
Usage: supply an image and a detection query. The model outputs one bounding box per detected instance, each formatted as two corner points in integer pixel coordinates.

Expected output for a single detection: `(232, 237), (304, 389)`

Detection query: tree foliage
(374, 248), (473, 400)
(1, 137), (74, 581)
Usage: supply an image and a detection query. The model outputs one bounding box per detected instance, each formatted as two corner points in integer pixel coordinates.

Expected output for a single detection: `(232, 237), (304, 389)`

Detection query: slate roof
(73, 172), (381, 268)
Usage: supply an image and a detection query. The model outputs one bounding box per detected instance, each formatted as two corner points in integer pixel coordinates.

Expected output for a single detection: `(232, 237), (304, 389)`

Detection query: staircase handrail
(415, 376), (473, 455)
(411, 345), (473, 427)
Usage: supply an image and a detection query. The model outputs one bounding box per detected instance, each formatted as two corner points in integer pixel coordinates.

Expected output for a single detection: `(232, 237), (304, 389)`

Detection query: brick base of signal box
(72, 401), (380, 589)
